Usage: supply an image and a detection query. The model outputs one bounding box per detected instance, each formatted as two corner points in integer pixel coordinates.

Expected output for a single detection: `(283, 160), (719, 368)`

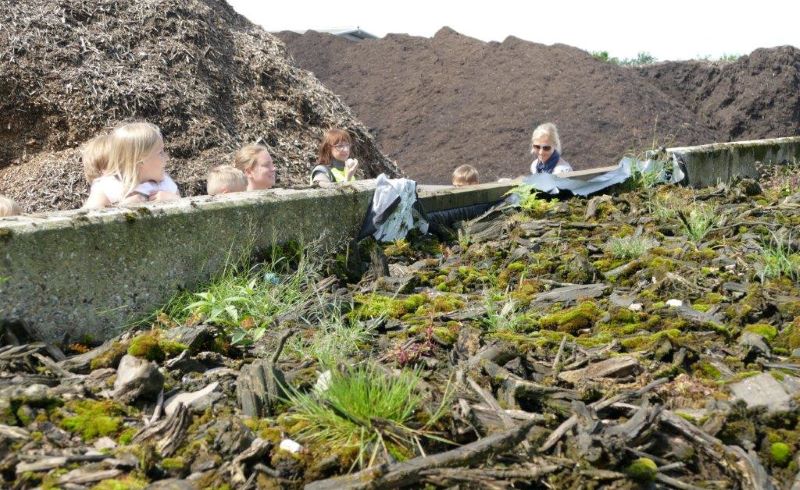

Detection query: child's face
(139, 140), (167, 182)
(331, 141), (351, 162)
(246, 151), (276, 190)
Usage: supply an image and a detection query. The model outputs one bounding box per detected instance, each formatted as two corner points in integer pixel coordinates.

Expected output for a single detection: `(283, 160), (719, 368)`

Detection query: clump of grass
(756, 235), (800, 283)
(607, 235), (652, 260)
(678, 204), (717, 243)
(162, 248), (319, 345)
(285, 363), (446, 468)
(289, 304), (375, 368)
(482, 299), (529, 332)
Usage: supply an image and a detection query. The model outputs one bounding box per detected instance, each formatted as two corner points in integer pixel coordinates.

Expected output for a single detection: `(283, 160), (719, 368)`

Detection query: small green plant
(620, 52), (657, 66)
(285, 363), (448, 468)
(591, 50), (619, 64)
(290, 304), (375, 368)
(648, 193), (678, 221)
(607, 235), (652, 260)
(717, 53), (742, 63)
(507, 184), (555, 217)
(457, 228), (471, 250)
(678, 204), (717, 243)
(482, 299), (528, 332)
(756, 234), (800, 283)
(162, 248), (319, 345)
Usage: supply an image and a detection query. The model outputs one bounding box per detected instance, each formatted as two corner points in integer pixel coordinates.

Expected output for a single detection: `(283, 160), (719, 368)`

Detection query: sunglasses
(333, 144), (351, 150)
(532, 144), (552, 151)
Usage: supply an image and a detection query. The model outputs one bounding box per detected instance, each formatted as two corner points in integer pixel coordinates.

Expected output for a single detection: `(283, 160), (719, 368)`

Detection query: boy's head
(452, 164), (479, 187)
(0, 195), (21, 217)
(81, 133), (112, 183)
(207, 165), (247, 196)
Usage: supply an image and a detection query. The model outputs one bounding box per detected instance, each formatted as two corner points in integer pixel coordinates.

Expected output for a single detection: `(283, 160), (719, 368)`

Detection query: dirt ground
(0, 0), (399, 212)
(278, 28), (799, 184)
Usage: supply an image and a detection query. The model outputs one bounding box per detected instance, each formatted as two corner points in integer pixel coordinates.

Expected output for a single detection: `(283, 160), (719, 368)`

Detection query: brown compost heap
(278, 28), (800, 184)
(0, 0), (399, 212)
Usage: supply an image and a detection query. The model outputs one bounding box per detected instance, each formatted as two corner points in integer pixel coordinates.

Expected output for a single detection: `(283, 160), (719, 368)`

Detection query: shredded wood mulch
(3, 176), (800, 488)
(0, 0), (400, 212)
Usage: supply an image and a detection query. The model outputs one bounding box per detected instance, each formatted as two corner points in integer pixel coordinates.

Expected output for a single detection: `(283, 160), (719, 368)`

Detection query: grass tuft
(285, 363), (443, 468)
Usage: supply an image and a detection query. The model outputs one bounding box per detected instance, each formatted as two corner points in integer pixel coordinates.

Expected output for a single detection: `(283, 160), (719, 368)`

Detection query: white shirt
(90, 174), (179, 204)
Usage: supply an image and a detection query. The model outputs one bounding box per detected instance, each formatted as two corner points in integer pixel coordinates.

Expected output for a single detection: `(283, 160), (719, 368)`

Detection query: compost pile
(3, 169), (800, 488)
(278, 28), (800, 184)
(638, 46), (800, 142)
(0, 0), (399, 212)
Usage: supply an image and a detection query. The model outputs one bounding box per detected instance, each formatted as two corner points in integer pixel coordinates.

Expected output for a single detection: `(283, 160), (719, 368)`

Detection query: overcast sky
(227, 0), (799, 61)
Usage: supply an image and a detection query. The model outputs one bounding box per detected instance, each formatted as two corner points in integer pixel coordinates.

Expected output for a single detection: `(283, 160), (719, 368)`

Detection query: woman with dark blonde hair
(310, 128), (359, 183)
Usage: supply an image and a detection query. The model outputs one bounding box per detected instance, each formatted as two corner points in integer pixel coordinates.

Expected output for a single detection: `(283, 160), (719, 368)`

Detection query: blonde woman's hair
(452, 164), (479, 186)
(81, 133), (112, 182)
(0, 195), (21, 217)
(530, 122), (562, 154)
(107, 122), (163, 197)
(233, 144), (269, 172)
(207, 165), (247, 196)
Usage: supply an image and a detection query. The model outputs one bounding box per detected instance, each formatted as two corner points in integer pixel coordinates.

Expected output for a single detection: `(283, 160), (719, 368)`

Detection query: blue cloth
(536, 150), (561, 174)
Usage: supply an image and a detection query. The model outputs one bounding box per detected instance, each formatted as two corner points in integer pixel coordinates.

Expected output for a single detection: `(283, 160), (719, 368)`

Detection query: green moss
(620, 329), (681, 351)
(90, 476), (148, 490)
(694, 360), (723, 380)
(160, 456), (186, 471)
(350, 293), (428, 319)
(127, 330), (187, 363)
(117, 427), (137, 445)
(703, 292), (726, 304)
(693, 303), (711, 312)
(384, 239), (411, 257)
(421, 295), (465, 314)
(774, 318), (800, 351)
(744, 323), (778, 342)
(90, 341), (130, 370)
(58, 399), (127, 441)
(626, 457), (657, 482)
(771, 442), (792, 466)
(539, 301), (602, 334)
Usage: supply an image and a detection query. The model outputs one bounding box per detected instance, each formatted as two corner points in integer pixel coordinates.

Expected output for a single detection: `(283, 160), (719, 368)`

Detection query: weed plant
(161, 246), (319, 345)
(507, 184), (555, 217)
(678, 204), (717, 243)
(482, 299), (528, 332)
(607, 236), (652, 260)
(756, 235), (800, 283)
(285, 363), (448, 468)
(289, 303), (375, 368)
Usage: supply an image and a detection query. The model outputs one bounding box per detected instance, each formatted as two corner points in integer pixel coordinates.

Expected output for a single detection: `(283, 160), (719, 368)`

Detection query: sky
(227, 0), (799, 61)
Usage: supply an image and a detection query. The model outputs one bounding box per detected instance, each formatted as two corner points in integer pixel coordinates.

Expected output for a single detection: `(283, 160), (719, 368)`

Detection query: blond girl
(83, 122), (180, 209)
(233, 144), (276, 191)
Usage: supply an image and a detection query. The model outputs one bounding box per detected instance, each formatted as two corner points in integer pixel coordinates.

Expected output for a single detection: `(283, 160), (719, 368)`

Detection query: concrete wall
(667, 136), (800, 187)
(0, 181), (513, 344)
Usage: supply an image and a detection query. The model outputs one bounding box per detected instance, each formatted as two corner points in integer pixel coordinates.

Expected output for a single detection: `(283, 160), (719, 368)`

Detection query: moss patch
(58, 399), (129, 441)
(127, 330), (187, 362)
(539, 301), (602, 334)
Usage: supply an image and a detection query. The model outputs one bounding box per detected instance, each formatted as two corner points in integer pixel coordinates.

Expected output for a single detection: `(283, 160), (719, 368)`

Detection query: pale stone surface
(729, 373), (791, 413)
(164, 382), (220, 416)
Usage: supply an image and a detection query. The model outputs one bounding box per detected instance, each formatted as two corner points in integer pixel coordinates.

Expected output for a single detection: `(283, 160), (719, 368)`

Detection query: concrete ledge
(667, 136), (800, 187)
(0, 179), (512, 344)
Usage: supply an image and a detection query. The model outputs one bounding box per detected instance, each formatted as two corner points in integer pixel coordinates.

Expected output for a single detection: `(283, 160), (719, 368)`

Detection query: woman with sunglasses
(310, 128), (360, 183)
(529, 122), (573, 175)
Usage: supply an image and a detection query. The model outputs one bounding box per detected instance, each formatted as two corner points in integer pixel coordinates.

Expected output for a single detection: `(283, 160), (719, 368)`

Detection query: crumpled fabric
(367, 174), (429, 242)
